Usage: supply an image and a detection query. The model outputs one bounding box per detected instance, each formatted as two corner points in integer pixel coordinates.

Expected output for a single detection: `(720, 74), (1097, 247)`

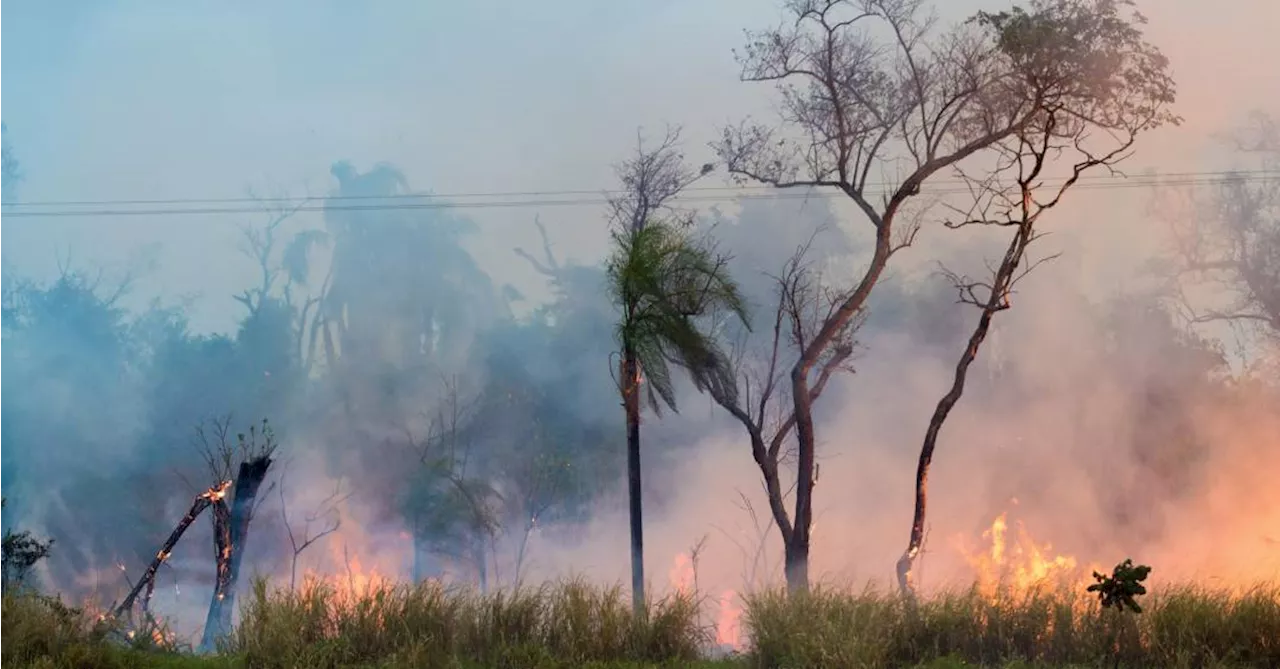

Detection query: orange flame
(668, 553), (694, 596)
(960, 511), (1094, 600)
(714, 589), (744, 650)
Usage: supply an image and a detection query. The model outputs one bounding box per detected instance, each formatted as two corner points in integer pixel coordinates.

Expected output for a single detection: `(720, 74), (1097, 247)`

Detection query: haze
(2, 0), (1278, 643)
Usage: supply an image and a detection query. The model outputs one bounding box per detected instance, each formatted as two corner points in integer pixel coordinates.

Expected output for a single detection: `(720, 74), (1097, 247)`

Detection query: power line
(2, 171), (1275, 219)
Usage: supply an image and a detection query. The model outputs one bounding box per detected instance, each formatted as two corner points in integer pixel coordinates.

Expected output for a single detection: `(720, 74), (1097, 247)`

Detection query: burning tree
(715, 0), (1176, 593)
(895, 0), (1179, 597)
(196, 417), (277, 653)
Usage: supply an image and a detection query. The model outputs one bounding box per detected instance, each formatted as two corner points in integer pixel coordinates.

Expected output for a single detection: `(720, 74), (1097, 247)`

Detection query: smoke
(3, 0), (1278, 645)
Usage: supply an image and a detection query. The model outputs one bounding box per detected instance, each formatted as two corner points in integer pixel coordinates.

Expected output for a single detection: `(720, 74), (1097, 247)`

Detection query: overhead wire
(1, 170), (1275, 219)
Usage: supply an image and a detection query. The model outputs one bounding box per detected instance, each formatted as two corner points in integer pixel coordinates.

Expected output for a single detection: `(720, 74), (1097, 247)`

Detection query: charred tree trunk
(114, 481), (229, 619)
(199, 455), (273, 652)
(896, 226), (1030, 599)
(623, 345), (645, 616)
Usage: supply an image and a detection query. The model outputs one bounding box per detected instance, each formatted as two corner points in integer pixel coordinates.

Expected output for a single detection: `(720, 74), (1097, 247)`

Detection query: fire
(668, 553), (694, 595)
(960, 511), (1093, 600)
(201, 480), (232, 501)
(714, 589), (744, 651)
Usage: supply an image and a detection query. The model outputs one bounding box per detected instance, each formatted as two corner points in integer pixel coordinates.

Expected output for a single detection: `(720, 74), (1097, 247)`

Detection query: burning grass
(4, 578), (1277, 668)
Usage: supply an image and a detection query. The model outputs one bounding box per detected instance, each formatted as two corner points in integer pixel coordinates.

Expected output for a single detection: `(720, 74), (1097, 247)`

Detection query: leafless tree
(707, 235), (859, 593)
(1164, 112), (1280, 342)
(233, 188), (334, 379)
(278, 461), (348, 591)
(195, 417), (278, 653)
(714, 0), (1177, 592)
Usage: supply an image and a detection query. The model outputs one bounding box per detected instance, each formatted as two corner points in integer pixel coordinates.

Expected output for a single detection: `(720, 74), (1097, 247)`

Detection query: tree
(278, 463), (347, 591)
(894, 0), (1179, 596)
(1164, 112), (1280, 342)
(715, 0), (1176, 593)
(197, 417), (278, 653)
(706, 235), (859, 594)
(606, 128), (749, 614)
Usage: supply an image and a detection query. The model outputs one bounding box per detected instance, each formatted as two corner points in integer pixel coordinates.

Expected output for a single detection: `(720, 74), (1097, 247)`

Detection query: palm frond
(606, 219), (750, 415)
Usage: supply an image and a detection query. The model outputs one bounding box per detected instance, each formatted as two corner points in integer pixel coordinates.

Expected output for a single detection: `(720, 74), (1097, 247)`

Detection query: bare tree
(232, 189), (333, 379)
(714, 0), (1177, 592)
(196, 417), (278, 653)
(1164, 112), (1280, 340)
(707, 235), (859, 593)
(278, 461), (347, 591)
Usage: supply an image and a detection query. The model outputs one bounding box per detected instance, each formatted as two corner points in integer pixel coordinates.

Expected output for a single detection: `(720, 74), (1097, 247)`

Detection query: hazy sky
(3, 0), (1278, 333)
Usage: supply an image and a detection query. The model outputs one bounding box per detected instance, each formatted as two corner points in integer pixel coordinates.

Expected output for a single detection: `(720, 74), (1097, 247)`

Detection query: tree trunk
(200, 455), (273, 653)
(114, 482), (227, 619)
(783, 536), (810, 594)
(897, 227), (1027, 599)
(623, 345), (645, 616)
(786, 368), (819, 594)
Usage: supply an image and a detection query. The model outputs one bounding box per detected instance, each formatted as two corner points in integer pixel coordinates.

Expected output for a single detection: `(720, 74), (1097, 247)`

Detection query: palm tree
(606, 218), (748, 615)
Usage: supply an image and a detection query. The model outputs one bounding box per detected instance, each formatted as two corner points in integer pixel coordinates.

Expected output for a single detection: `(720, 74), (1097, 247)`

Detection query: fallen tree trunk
(199, 455), (273, 653)
(113, 481), (230, 619)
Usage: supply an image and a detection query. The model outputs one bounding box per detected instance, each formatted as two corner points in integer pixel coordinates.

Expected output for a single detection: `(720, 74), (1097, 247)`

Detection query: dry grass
(4, 579), (1277, 668)
(230, 575), (707, 668)
(746, 581), (1280, 669)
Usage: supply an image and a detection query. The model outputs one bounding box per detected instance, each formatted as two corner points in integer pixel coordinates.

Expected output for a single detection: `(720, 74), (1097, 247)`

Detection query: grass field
(3, 578), (1278, 668)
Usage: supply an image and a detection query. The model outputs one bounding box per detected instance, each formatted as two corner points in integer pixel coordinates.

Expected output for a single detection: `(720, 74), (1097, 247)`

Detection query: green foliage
(1, 497), (54, 590)
(1087, 559), (1151, 614)
(972, 0), (1179, 128)
(606, 220), (749, 414)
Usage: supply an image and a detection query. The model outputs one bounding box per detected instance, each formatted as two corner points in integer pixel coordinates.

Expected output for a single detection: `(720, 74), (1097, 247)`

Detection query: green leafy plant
(1, 497), (54, 590)
(1088, 558), (1152, 613)
(1088, 558), (1152, 668)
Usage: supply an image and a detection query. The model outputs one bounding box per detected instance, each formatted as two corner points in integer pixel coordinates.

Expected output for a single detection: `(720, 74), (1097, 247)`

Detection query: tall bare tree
(606, 127), (748, 614)
(714, 0), (1176, 592)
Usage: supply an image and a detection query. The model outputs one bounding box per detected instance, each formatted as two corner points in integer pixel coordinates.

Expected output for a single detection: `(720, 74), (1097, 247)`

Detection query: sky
(4, 0), (1276, 333)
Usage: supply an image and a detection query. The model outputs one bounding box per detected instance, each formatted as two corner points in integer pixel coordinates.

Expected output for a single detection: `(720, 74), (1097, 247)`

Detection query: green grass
(4, 579), (1277, 669)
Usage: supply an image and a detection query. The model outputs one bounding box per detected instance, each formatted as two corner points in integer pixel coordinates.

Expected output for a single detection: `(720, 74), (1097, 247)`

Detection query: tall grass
(230, 575), (707, 668)
(4, 579), (1277, 668)
(746, 582), (1280, 669)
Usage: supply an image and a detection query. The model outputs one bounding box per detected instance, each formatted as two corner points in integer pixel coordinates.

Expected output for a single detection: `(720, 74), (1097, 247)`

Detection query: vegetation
(4, 578), (1278, 669)
(605, 128), (749, 615)
(2, 0), (1277, 668)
